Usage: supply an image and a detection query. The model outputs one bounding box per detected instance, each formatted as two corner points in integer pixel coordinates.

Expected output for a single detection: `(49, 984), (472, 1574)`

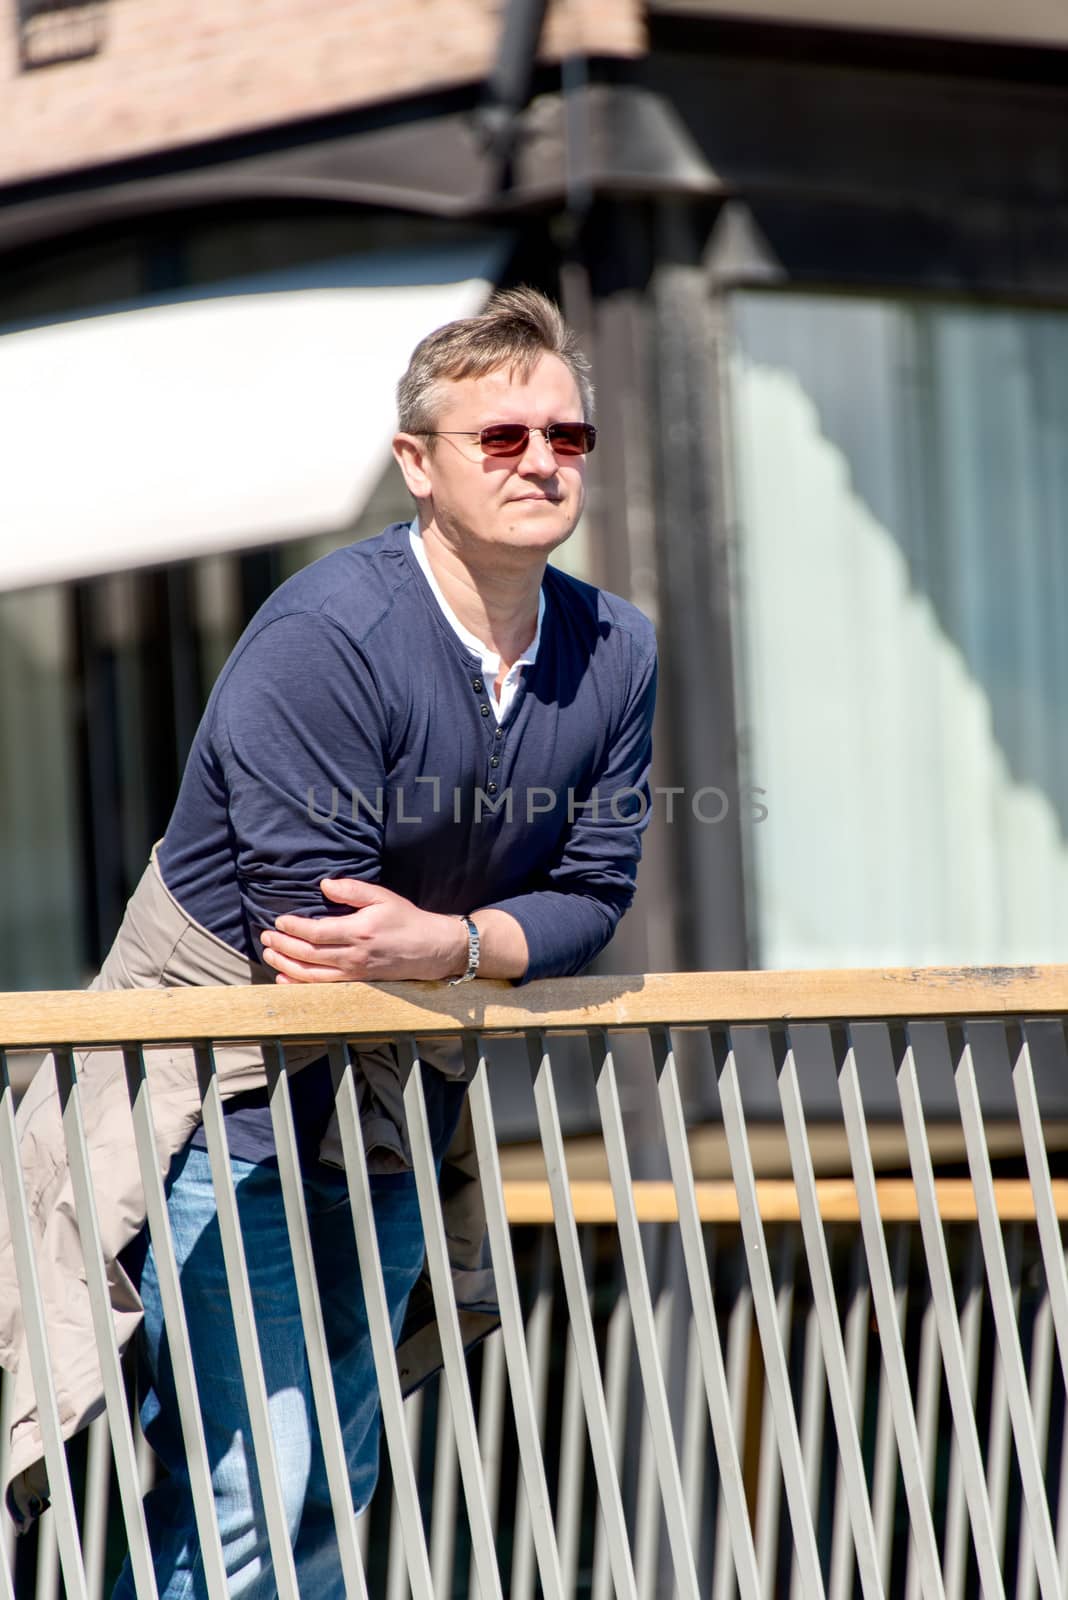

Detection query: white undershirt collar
(409, 522), (544, 722)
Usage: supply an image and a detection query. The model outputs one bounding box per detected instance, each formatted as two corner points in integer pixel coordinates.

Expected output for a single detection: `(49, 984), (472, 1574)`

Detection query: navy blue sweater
(159, 522), (657, 1157)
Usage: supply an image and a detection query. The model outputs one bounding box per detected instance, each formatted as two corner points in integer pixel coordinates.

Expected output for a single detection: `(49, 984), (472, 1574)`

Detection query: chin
(504, 524), (575, 553)
(502, 506), (578, 538)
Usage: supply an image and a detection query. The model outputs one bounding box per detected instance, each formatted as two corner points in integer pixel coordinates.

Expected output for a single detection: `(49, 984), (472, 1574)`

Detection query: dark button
(487, 782), (499, 795)
(490, 755), (500, 768)
(472, 677), (484, 692)
(480, 704), (491, 717)
(494, 727), (504, 739)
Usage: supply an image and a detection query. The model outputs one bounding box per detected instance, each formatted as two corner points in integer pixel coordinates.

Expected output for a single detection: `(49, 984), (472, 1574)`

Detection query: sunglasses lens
(476, 423), (597, 456)
(479, 424), (530, 455)
(547, 423), (596, 455)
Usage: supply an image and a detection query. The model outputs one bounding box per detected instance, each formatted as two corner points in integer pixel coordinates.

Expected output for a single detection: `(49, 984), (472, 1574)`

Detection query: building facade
(2, 0), (1068, 1000)
(5, 14), (1068, 1590)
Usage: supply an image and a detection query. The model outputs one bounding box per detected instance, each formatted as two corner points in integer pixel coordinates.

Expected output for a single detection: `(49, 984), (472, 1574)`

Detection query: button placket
(486, 716), (506, 794)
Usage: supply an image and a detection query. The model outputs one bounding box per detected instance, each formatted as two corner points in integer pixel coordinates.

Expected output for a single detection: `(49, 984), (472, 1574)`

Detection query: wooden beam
(0, 964), (1066, 1048)
(502, 1178), (1068, 1225)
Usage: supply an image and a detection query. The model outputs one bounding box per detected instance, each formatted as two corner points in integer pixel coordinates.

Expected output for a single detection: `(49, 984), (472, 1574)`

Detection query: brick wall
(0, 0), (645, 189)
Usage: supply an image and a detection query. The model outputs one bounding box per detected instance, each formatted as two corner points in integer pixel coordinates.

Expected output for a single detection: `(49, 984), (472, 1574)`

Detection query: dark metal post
(648, 199), (749, 975)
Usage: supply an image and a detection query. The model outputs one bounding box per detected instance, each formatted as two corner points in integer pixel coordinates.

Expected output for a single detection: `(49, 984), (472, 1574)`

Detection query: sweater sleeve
(483, 632), (658, 981)
(211, 611), (390, 948)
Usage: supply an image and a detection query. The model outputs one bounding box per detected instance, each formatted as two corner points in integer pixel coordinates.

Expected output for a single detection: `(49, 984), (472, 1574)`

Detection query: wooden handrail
(502, 1179), (1068, 1225)
(0, 964), (1066, 1048)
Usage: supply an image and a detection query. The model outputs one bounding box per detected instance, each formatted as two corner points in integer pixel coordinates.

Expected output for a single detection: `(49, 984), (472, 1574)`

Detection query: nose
(517, 427), (558, 474)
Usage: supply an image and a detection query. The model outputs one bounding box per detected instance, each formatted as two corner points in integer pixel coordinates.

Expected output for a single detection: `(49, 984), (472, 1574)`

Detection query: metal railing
(3, 966), (1068, 1597)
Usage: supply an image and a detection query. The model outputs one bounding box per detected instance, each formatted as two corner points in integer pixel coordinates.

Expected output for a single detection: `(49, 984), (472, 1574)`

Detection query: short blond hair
(397, 286), (594, 434)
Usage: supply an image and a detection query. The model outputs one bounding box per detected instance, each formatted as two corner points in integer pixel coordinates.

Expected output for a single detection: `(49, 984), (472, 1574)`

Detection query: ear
(392, 432), (435, 500)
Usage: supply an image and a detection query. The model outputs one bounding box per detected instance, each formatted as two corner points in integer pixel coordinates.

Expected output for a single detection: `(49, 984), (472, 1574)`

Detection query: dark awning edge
(0, 78), (724, 265)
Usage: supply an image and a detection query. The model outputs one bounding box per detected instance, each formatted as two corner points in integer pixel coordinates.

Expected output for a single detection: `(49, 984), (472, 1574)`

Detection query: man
(3, 288), (657, 1597)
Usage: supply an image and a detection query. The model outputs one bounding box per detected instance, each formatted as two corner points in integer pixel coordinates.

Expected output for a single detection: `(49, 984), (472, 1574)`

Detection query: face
(393, 352), (588, 563)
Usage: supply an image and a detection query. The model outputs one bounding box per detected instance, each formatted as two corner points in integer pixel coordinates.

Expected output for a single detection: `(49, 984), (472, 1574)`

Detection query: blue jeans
(113, 1076), (465, 1600)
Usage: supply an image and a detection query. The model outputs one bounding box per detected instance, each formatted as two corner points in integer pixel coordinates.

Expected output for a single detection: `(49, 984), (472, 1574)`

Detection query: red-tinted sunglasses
(428, 421), (597, 457)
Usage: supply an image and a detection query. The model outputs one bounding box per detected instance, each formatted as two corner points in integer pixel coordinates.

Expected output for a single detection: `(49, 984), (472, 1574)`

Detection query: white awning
(0, 246), (499, 591)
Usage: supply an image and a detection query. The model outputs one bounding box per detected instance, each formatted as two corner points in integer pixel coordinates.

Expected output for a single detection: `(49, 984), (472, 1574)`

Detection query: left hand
(259, 878), (467, 984)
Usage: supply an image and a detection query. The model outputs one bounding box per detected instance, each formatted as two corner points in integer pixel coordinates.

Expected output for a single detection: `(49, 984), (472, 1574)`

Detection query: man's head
(393, 288), (594, 564)
(397, 286), (594, 434)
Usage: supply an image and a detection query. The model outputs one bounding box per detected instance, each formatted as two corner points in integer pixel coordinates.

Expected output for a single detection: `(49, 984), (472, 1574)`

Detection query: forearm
(464, 908), (530, 981)
(390, 905), (529, 982)
(480, 888), (623, 982)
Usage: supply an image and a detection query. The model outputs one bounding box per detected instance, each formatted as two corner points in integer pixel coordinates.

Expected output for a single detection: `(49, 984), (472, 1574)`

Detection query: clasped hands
(260, 878), (468, 985)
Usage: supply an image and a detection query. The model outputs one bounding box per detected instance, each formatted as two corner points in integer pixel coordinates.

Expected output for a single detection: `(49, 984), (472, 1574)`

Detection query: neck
(416, 522), (544, 667)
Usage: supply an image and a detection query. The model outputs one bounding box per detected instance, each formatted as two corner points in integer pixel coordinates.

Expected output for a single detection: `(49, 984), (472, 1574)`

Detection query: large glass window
(729, 291), (1068, 968)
